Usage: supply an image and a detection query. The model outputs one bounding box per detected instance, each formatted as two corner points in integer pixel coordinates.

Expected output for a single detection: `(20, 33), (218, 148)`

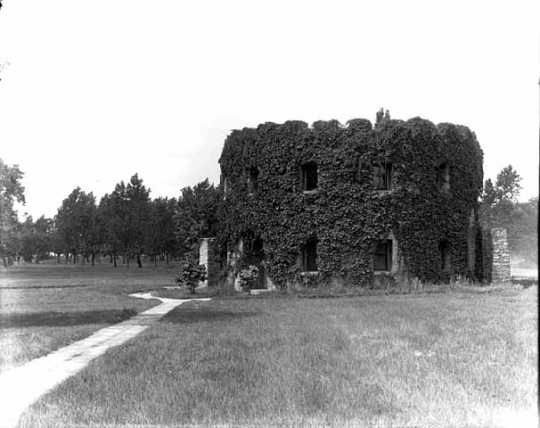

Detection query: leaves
(175, 258), (207, 293)
(219, 115), (484, 286)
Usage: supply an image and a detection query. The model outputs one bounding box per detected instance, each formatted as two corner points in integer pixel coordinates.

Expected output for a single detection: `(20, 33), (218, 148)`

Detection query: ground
(0, 264), (537, 427)
(0, 264), (171, 372)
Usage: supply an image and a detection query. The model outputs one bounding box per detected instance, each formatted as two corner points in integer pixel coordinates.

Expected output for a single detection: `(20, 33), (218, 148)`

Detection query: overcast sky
(0, 0), (538, 219)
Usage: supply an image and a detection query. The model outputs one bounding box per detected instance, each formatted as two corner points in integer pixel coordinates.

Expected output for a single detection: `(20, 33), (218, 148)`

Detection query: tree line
(0, 158), (537, 268)
(0, 167), (220, 267)
(479, 165), (537, 266)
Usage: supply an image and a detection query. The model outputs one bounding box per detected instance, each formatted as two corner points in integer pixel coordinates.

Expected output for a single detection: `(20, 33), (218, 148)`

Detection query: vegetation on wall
(218, 116), (484, 287)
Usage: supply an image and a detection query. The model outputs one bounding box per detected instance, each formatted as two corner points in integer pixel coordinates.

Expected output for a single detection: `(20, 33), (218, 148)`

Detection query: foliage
(218, 116), (483, 287)
(124, 174), (151, 267)
(480, 165), (522, 228)
(237, 265), (259, 291)
(97, 191), (124, 265)
(0, 167), (214, 267)
(145, 197), (178, 262)
(480, 167), (536, 264)
(0, 158), (25, 265)
(174, 179), (221, 256)
(97, 174), (151, 267)
(55, 187), (98, 263)
(20, 215), (54, 262)
(175, 258), (207, 294)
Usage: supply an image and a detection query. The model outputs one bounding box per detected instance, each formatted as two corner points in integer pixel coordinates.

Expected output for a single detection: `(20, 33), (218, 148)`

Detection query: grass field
(3, 264), (535, 427)
(0, 264), (179, 372)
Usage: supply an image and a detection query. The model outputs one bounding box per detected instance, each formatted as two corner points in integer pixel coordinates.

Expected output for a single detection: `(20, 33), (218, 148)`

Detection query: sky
(0, 0), (538, 219)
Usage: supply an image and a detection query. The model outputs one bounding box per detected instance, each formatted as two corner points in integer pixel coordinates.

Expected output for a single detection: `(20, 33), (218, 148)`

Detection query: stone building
(206, 114), (507, 290)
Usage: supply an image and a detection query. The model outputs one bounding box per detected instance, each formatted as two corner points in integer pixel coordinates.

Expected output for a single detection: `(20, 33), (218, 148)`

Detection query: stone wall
(479, 227), (511, 283)
(490, 227), (511, 282)
(198, 237), (218, 288)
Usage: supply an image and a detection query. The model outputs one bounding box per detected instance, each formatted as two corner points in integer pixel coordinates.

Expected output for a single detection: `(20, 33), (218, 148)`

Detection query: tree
(494, 165), (522, 202)
(55, 187), (98, 263)
(97, 191), (125, 268)
(32, 216), (54, 262)
(19, 216), (54, 263)
(174, 179), (220, 257)
(99, 174), (151, 268)
(480, 165), (522, 229)
(146, 197), (178, 264)
(480, 165), (537, 264)
(0, 158), (25, 266)
(124, 174), (151, 268)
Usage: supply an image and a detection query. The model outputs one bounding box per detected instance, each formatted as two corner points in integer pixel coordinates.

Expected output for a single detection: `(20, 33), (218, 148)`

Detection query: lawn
(0, 263), (179, 372)
(15, 278), (538, 427)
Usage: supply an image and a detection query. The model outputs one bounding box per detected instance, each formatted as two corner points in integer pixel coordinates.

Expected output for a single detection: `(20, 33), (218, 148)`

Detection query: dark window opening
(247, 237), (264, 258)
(437, 163), (450, 193)
(439, 240), (450, 272)
(244, 235), (265, 289)
(301, 162), (318, 191)
(354, 157), (363, 182)
(247, 167), (259, 195)
(302, 238), (318, 272)
(219, 244), (228, 269)
(373, 162), (392, 190)
(374, 240), (392, 271)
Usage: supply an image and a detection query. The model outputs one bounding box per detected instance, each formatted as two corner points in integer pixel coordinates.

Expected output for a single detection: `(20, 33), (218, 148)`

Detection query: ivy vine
(218, 117), (483, 288)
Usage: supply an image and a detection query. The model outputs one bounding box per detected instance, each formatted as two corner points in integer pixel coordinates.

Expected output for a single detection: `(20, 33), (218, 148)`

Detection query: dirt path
(0, 293), (210, 428)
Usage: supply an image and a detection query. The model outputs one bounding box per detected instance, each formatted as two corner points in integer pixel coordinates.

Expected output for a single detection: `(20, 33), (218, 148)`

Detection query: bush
(238, 265), (259, 292)
(175, 258), (207, 294)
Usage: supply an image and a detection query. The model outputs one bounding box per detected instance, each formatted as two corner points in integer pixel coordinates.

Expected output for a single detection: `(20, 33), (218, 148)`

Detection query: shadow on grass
(161, 307), (259, 324)
(0, 308), (137, 328)
(0, 285), (90, 290)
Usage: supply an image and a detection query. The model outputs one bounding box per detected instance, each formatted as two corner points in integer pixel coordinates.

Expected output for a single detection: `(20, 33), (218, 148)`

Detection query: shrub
(175, 258), (207, 294)
(238, 265), (259, 292)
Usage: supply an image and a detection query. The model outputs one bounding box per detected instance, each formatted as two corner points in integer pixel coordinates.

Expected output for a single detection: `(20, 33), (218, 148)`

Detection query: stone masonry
(198, 237), (217, 288)
(490, 227), (511, 282)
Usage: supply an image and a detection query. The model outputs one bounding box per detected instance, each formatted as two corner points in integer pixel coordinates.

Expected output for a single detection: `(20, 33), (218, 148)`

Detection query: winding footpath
(0, 292), (210, 428)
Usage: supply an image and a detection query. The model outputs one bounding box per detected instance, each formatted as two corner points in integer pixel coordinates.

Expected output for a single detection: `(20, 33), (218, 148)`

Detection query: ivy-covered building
(216, 115), (484, 290)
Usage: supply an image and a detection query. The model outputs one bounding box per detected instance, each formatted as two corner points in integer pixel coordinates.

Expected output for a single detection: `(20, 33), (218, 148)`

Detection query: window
(222, 177), (229, 200)
(301, 237), (318, 272)
(373, 162), (392, 190)
(439, 240), (450, 272)
(245, 236), (265, 289)
(437, 163), (450, 193)
(248, 237), (264, 258)
(220, 244), (228, 269)
(301, 162), (318, 191)
(354, 157), (363, 182)
(374, 240), (392, 271)
(247, 167), (259, 195)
